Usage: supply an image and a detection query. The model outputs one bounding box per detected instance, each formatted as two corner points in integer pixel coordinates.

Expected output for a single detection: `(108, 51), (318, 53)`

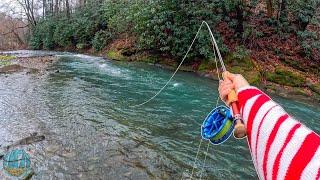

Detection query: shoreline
(96, 48), (320, 105)
(1, 50), (319, 105)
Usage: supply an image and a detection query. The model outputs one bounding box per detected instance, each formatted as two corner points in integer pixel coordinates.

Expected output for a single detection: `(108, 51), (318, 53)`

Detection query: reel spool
(201, 106), (235, 145)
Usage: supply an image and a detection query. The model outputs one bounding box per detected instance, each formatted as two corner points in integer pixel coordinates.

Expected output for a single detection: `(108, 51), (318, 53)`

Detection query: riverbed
(0, 50), (319, 179)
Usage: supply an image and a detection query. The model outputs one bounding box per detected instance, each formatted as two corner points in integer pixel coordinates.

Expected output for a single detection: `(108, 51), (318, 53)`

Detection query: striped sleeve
(237, 86), (320, 180)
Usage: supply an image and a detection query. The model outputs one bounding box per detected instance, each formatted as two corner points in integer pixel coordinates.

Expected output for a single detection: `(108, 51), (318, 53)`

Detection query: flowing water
(0, 50), (319, 179)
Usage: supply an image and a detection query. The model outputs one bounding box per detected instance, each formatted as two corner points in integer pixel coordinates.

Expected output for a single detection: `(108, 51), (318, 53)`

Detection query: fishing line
(189, 42), (222, 180)
(189, 138), (203, 179)
(131, 21), (225, 108)
(199, 142), (211, 180)
(131, 21), (227, 179)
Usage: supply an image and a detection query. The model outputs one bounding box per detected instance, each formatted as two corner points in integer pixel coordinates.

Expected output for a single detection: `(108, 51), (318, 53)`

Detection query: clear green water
(0, 51), (319, 179)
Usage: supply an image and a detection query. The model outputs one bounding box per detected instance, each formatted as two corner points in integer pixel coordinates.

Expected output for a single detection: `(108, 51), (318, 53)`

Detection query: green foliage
(29, 26), (43, 49)
(287, 0), (320, 31)
(271, 0), (320, 60)
(76, 43), (87, 50)
(0, 61), (12, 66)
(297, 30), (320, 58)
(92, 30), (112, 51)
(53, 18), (74, 47)
(29, 20), (56, 49)
(127, 1), (229, 60)
(30, 3), (110, 50)
(198, 60), (216, 71)
(232, 46), (250, 60)
(28, 0), (319, 63)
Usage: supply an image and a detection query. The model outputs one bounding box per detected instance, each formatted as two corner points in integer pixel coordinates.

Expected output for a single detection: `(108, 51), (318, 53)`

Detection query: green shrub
(129, 1), (230, 61)
(92, 30), (112, 51)
(53, 18), (74, 47)
(76, 43), (88, 50)
(288, 0), (320, 31)
(29, 28), (43, 49)
(297, 30), (319, 58)
(232, 46), (250, 60)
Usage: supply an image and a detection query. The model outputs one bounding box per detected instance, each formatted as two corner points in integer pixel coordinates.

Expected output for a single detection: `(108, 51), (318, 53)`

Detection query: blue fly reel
(201, 106), (235, 145)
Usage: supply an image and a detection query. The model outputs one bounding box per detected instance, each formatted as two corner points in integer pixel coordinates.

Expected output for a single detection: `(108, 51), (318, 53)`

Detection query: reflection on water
(0, 51), (319, 179)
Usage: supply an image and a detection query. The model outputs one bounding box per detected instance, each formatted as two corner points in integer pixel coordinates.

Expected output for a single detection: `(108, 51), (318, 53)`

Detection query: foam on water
(99, 63), (107, 68)
(1, 50), (318, 179)
(73, 54), (102, 60)
(97, 62), (132, 80)
(173, 83), (180, 87)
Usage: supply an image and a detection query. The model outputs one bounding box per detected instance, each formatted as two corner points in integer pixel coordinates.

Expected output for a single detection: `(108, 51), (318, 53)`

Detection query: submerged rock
(3, 133), (45, 151)
(0, 64), (25, 74)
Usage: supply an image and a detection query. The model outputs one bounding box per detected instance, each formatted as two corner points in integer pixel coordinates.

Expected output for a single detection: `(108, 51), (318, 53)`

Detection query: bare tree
(66, 0), (70, 17)
(0, 12), (28, 50)
(16, 0), (38, 26)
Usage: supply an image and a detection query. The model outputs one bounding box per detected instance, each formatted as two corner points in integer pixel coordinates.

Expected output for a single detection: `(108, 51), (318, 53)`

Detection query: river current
(0, 50), (319, 179)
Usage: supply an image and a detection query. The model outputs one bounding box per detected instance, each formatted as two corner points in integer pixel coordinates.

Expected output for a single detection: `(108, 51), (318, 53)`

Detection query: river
(0, 50), (319, 179)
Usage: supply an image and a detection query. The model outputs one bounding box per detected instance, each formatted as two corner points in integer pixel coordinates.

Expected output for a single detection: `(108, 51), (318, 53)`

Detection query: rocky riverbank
(1, 49), (319, 105)
(96, 38), (320, 104)
(0, 55), (58, 75)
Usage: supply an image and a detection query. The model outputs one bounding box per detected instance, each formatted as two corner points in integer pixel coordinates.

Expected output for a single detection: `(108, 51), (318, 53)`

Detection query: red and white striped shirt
(237, 86), (320, 180)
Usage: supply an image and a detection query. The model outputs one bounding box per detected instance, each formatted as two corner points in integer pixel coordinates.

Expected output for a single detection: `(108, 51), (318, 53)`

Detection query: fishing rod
(202, 21), (246, 139)
(133, 21), (246, 139)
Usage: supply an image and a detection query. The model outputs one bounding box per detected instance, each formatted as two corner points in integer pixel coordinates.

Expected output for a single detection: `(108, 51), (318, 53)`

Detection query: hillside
(2, 0), (320, 102)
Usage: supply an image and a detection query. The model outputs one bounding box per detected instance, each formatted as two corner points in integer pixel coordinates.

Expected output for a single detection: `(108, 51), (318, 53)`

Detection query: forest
(0, 1), (320, 179)
(1, 0), (319, 60)
(1, 0), (320, 99)
(28, 0), (320, 61)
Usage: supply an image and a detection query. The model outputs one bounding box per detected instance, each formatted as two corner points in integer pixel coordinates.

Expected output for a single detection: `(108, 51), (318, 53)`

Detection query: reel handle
(222, 72), (247, 139)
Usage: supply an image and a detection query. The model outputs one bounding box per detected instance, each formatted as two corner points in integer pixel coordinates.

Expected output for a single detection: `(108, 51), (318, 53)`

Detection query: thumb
(222, 71), (236, 82)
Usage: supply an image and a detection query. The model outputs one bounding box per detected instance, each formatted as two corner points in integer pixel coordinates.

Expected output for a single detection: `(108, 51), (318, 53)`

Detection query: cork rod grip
(222, 71), (246, 139)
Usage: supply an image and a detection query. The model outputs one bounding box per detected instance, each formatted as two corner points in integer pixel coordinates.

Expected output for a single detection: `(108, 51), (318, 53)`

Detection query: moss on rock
(198, 60), (215, 72)
(0, 55), (16, 61)
(0, 55), (16, 66)
(225, 55), (261, 85)
(106, 50), (126, 61)
(291, 87), (310, 96)
(309, 83), (320, 95)
(224, 54), (254, 69)
(266, 67), (306, 87)
(139, 55), (158, 63)
(0, 61), (12, 66)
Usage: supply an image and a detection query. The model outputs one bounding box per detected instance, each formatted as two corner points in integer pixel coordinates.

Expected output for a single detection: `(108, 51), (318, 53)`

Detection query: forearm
(237, 86), (320, 180)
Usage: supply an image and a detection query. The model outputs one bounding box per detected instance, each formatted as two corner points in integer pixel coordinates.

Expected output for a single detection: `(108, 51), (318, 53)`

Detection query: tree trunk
(42, 0), (46, 17)
(279, 0), (287, 21)
(54, 0), (59, 15)
(266, 0), (273, 17)
(235, 3), (244, 38)
(65, 0), (70, 18)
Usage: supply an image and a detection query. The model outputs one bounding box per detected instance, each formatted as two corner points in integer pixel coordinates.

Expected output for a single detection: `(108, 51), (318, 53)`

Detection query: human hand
(218, 72), (249, 104)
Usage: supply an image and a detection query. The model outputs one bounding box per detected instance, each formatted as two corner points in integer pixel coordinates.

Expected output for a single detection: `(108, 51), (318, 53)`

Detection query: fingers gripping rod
(204, 21), (246, 139)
